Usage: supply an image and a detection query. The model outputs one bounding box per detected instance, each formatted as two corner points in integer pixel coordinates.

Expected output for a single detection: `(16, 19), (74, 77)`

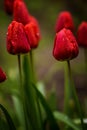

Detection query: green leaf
(33, 83), (60, 130)
(23, 54), (43, 130)
(0, 118), (9, 130)
(12, 95), (25, 128)
(0, 104), (16, 130)
(54, 111), (81, 130)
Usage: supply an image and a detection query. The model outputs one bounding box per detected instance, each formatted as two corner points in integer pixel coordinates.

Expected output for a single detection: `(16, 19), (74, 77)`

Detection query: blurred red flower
(13, 0), (30, 25)
(55, 11), (74, 33)
(25, 22), (41, 48)
(0, 67), (6, 83)
(77, 22), (87, 47)
(4, 0), (14, 15)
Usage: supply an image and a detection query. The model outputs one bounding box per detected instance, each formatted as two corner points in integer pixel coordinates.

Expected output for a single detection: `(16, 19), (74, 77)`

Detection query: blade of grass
(54, 111), (81, 130)
(0, 104), (16, 130)
(32, 83), (60, 130)
(12, 95), (25, 128)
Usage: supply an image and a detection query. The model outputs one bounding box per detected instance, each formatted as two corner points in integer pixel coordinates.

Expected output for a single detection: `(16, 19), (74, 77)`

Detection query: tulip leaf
(0, 104), (16, 130)
(0, 118), (9, 130)
(23, 54), (43, 130)
(32, 83), (60, 130)
(54, 111), (81, 130)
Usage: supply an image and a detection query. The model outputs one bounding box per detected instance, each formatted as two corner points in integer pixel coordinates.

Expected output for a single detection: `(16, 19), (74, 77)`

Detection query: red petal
(77, 22), (87, 47)
(25, 22), (41, 48)
(55, 11), (74, 33)
(7, 21), (31, 54)
(13, 0), (30, 25)
(53, 28), (79, 61)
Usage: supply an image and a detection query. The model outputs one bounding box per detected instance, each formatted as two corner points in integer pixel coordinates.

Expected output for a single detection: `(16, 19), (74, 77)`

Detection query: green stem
(64, 61), (70, 115)
(30, 50), (36, 82)
(17, 55), (30, 130)
(66, 60), (84, 130)
(29, 51), (43, 129)
(30, 50), (34, 72)
(23, 54), (43, 130)
(18, 55), (22, 87)
(84, 48), (87, 74)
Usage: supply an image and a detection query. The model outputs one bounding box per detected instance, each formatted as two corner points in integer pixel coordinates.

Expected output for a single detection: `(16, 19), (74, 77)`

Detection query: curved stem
(67, 60), (84, 130)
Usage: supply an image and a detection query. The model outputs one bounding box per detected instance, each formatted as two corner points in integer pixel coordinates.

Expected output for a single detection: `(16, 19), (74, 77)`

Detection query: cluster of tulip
(53, 11), (87, 130)
(0, 0), (87, 130)
(0, 0), (41, 82)
(53, 11), (87, 61)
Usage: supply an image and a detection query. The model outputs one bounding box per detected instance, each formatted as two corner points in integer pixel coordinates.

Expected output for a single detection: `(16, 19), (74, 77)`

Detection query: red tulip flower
(25, 22), (41, 48)
(77, 22), (87, 47)
(7, 21), (31, 55)
(55, 11), (74, 33)
(53, 28), (79, 61)
(0, 67), (6, 83)
(4, 0), (14, 15)
(13, 0), (30, 25)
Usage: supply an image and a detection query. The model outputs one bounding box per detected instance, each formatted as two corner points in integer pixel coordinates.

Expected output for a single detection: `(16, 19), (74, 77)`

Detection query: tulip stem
(66, 60), (84, 130)
(84, 48), (87, 74)
(17, 54), (30, 130)
(30, 50), (34, 72)
(18, 55), (22, 86)
(29, 52), (43, 130)
(30, 50), (36, 82)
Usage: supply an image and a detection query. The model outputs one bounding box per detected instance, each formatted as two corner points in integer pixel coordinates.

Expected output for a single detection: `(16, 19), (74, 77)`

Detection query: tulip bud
(55, 11), (74, 33)
(13, 0), (30, 25)
(0, 67), (6, 83)
(53, 28), (79, 61)
(77, 22), (87, 47)
(7, 21), (30, 55)
(25, 22), (41, 48)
